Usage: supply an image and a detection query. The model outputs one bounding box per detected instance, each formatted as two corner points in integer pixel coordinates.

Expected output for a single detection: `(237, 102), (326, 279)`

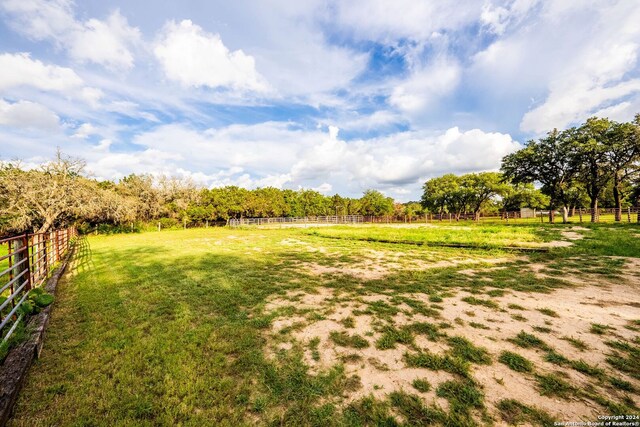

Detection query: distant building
(520, 208), (536, 218)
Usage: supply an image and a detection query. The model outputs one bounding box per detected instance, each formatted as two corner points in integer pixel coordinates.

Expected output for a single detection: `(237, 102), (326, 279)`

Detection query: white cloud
(389, 59), (461, 113)
(0, 52), (83, 92)
(67, 11), (140, 69)
(472, 0), (640, 133)
(1, 0), (140, 69)
(72, 123), (98, 139)
(330, 0), (482, 42)
(312, 183), (333, 193)
(480, 0), (539, 35)
(120, 122), (520, 199)
(154, 20), (268, 91)
(0, 99), (60, 130)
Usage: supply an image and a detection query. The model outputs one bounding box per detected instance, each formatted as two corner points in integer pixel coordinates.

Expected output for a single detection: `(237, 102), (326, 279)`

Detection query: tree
(502, 129), (578, 223)
(360, 190), (394, 216)
(0, 151), (93, 233)
(117, 174), (163, 221)
(421, 174), (459, 216)
(460, 172), (507, 220)
(403, 202), (423, 222)
(500, 183), (550, 212)
(604, 117), (640, 221)
(297, 189), (330, 216)
(572, 118), (616, 222)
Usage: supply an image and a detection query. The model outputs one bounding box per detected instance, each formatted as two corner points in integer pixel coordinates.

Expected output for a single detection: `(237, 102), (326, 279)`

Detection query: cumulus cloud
(115, 122), (520, 199)
(72, 123), (98, 139)
(329, 0), (482, 42)
(0, 99), (60, 130)
(472, 0), (640, 133)
(480, 0), (539, 35)
(1, 0), (140, 69)
(389, 59), (461, 113)
(0, 52), (83, 92)
(154, 20), (268, 91)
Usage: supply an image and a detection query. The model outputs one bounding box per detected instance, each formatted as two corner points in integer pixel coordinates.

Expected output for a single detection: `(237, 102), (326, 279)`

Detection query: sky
(1, 0), (639, 201)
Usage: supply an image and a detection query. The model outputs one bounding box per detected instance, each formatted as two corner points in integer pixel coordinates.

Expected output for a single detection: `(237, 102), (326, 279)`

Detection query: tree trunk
(548, 209), (555, 223)
(613, 173), (622, 222)
(36, 215), (56, 234)
(562, 206), (568, 223)
(570, 206), (575, 217)
(590, 198), (598, 223)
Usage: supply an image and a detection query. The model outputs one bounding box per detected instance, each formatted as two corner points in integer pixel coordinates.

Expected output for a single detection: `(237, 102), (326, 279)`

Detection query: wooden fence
(0, 227), (76, 344)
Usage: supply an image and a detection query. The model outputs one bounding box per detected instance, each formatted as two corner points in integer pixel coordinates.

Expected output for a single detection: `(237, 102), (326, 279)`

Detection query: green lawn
(301, 223), (561, 248)
(9, 224), (640, 426)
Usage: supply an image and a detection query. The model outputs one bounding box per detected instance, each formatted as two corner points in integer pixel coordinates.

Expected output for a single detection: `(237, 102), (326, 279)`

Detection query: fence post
(43, 232), (49, 275)
(14, 234), (32, 291)
(579, 209), (583, 223)
(55, 230), (60, 262)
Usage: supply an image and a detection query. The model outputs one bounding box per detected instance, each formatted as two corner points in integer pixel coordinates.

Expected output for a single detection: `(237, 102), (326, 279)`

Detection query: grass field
(9, 222), (640, 426)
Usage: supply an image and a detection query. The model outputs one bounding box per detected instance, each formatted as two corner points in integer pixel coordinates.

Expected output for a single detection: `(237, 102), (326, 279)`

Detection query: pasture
(9, 223), (640, 426)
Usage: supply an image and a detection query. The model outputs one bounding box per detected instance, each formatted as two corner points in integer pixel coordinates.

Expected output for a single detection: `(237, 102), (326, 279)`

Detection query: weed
(497, 399), (555, 426)
(329, 331), (369, 349)
(408, 322), (443, 341)
(509, 331), (551, 351)
(404, 351), (470, 377)
(486, 289), (505, 297)
(411, 378), (431, 393)
(561, 336), (588, 351)
(339, 354), (362, 364)
(447, 336), (492, 365)
(375, 327), (414, 350)
(511, 314), (527, 322)
(544, 350), (569, 366)
(571, 359), (604, 378)
(469, 322), (490, 330)
(590, 323), (614, 335)
(309, 337), (320, 362)
(436, 380), (484, 411)
(461, 296), (499, 309)
(535, 373), (575, 398)
(389, 391), (446, 426)
(340, 317), (355, 329)
(499, 351), (534, 373)
(537, 308), (559, 318)
(609, 377), (635, 392)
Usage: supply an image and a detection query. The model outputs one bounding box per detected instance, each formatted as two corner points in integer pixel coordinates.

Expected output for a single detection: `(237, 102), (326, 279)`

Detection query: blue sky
(1, 0), (639, 200)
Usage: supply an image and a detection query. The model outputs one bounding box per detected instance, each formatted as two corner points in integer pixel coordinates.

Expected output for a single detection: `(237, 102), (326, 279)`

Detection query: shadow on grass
(10, 227), (638, 426)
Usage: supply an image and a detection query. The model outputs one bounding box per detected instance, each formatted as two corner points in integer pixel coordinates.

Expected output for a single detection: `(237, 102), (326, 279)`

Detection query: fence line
(228, 207), (640, 227)
(0, 227), (76, 344)
(229, 215), (364, 227)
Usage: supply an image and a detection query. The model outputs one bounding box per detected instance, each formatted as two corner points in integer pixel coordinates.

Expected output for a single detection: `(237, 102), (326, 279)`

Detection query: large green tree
(604, 117), (640, 221)
(360, 189), (394, 216)
(502, 129), (578, 223)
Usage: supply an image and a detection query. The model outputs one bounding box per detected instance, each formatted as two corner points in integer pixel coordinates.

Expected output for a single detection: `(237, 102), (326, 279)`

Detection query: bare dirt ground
(260, 228), (640, 423)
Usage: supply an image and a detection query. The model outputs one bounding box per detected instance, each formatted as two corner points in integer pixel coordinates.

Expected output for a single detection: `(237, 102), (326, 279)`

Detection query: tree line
(501, 115), (640, 222)
(421, 115), (640, 223)
(0, 153), (397, 236)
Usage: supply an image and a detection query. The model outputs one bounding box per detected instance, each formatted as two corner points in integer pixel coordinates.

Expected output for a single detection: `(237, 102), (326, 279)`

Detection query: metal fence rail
(229, 208), (640, 227)
(0, 227), (76, 344)
(229, 215), (364, 227)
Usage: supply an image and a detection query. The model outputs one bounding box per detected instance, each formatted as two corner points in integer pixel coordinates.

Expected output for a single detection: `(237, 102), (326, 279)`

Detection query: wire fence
(228, 208), (640, 227)
(0, 227), (76, 344)
(229, 215), (364, 227)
